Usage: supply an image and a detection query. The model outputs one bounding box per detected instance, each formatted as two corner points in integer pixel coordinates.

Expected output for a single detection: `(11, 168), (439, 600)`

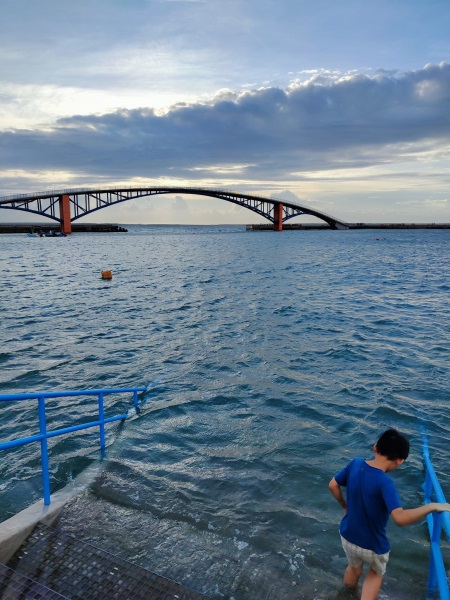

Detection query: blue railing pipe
(0, 387), (146, 506)
(422, 431), (450, 600)
(0, 387), (147, 402)
(98, 391), (105, 454)
(423, 436), (450, 543)
(0, 413), (129, 452)
(38, 396), (51, 506)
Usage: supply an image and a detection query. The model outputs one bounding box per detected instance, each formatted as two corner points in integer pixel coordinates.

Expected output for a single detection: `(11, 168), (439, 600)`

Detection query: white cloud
(397, 198), (448, 209)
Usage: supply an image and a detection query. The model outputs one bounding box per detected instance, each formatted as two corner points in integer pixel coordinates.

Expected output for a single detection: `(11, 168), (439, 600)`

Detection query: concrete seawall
(0, 462), (100, 564)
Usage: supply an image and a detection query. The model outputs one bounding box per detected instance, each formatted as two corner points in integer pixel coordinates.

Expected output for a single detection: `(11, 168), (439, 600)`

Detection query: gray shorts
(340, 536), (390, 576)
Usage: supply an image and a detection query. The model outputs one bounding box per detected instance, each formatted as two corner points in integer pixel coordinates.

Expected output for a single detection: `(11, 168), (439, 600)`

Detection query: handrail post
(432, 512), (442, 544)
(424, 470), (432, 505)
(428, 551), (437, 594)
(38, 396), (51, 505)
(98, 392), (105, 458)
(428, 512), (441, 591)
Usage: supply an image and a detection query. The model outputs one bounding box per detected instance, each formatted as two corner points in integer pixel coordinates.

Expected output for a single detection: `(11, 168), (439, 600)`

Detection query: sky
(1, 0), (450, 225)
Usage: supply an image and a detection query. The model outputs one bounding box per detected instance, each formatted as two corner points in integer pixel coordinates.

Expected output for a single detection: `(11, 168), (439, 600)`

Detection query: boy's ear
(373, 444), (378, 453)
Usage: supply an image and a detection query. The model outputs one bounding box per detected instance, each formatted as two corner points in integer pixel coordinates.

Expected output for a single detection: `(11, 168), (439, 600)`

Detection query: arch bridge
(0, 186), (349, 233)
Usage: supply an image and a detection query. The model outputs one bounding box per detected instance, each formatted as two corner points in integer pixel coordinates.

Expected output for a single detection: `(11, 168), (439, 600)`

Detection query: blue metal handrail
(0, 387), (146, 506)
(422, 432), (450, 600)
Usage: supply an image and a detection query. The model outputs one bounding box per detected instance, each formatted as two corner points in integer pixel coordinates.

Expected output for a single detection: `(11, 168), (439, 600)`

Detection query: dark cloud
(1, 63), (450, 187)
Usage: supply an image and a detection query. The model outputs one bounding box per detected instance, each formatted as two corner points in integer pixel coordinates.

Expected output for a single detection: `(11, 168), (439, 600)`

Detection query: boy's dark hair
(376, 429), (410, 461)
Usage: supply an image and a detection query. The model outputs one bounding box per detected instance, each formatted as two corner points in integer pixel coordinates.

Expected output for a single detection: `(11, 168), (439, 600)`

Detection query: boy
(329, 428), (450, 600)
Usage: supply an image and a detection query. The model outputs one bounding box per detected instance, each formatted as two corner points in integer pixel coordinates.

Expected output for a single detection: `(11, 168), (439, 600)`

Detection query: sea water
(0, 226), (449, 599)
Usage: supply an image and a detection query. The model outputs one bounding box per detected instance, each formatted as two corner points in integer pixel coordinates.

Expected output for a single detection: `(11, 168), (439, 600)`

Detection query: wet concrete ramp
(0, 562), (66, 599)
(4, 523), (211, 600)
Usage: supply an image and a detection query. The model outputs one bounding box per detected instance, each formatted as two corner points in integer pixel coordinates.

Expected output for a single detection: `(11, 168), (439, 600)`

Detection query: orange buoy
(101, 270), (113, 280)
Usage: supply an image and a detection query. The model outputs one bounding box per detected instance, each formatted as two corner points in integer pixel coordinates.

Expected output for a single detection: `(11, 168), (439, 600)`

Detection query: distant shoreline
(0, 223), (128, 234)
(246, 223), (450, 230)
(1, 222), (450, 234)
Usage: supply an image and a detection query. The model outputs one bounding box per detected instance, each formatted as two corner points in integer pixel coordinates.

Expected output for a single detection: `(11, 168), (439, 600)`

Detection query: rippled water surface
(1, 226), (449, 599)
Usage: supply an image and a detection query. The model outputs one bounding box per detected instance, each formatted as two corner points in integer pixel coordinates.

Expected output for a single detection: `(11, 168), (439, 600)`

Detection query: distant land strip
(0, 223), (128, 234)
(247, 223), (450, 230)
(1, 223), (450, 234)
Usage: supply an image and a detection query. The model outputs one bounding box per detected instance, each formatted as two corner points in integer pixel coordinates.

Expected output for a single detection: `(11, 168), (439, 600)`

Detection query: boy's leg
(343, 563), (363, 588)
(361, 568), (383, 600)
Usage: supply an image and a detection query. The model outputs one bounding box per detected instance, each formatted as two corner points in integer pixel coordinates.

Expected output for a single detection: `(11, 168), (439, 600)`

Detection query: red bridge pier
(59, 194), (72, 234)
(273, 202), (283, 231)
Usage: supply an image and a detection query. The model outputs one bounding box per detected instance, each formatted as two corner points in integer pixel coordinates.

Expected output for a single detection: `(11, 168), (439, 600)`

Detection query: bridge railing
(422, 432), (450, 600)
(0, 185), (220, 202)
(0, 185), (241, 202)
(0, 387), (146, 506)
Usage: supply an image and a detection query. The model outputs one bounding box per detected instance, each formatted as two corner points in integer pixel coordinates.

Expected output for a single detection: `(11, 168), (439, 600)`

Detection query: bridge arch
(0, 186), (349, 233)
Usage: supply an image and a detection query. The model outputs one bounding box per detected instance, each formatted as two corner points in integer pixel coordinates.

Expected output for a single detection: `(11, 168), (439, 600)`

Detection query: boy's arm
(391, 502), (450, 526)
(329, 477), (347, 512)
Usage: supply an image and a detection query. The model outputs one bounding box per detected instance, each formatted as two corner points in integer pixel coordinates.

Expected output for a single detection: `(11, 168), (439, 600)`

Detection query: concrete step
(6, 523), (211, 600)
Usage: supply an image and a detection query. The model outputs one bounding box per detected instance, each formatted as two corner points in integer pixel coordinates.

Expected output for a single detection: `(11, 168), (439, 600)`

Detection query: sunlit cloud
(396, 198), (448, 208)
(190, 164), (256, 174)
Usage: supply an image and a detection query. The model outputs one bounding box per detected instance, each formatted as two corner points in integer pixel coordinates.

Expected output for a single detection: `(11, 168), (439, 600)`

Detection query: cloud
(397, 198), (448, 209)
(171, 195), (190, 212)
(1, 63), (450, 191)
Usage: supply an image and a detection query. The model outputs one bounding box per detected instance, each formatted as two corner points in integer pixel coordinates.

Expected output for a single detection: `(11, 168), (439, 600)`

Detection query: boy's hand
(329, 477), (347, 512)
(435, 503), (450, 513)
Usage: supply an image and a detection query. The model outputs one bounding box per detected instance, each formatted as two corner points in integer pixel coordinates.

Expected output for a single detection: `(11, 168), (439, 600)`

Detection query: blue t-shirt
(334, 457), (402, 554)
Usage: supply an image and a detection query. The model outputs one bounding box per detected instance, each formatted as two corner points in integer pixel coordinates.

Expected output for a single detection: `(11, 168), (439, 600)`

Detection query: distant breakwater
(246, 222), (450, 230)
(0, 223), (128, 234)
(2, 222), (450, 234)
